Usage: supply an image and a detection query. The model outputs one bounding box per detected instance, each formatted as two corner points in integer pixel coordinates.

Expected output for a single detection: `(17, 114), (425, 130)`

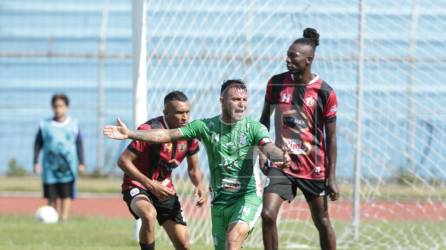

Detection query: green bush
(6, 158), (28, 177)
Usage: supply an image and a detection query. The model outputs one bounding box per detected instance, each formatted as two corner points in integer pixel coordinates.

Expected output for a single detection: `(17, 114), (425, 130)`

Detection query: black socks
(139, 242), (155, 250)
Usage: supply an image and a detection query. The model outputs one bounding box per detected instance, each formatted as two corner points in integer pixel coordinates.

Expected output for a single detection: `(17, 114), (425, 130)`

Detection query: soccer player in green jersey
(104, 80), (290, 250)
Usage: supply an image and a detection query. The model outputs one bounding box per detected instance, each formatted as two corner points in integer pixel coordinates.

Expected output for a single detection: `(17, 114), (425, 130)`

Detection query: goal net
(141, 0), (446, 249)
(1, 0), (444, 249)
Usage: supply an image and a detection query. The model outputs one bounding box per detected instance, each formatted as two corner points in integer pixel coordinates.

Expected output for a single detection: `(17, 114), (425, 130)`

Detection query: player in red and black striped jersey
(260, 28), (338, 250)
(117, 91), (206, 250)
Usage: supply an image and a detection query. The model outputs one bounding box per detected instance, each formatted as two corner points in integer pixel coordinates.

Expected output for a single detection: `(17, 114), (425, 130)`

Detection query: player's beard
(289, 67), (305, 79)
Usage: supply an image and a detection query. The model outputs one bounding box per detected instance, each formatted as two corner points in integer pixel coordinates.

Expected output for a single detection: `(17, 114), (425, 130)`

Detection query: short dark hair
(220, 79), (247, 95)
(292, 27), (320, 50)
(51, 93), (69, 106)
(164, 90), (188, 105)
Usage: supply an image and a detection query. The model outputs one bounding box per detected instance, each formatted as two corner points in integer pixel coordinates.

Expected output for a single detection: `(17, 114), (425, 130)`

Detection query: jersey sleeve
(323, 90), (338, 122)
(33, 128), (43, 164)
(76, 128), (85, 164)
(178, 119), (205, 140)
(187, 138), (200, 156)
(250, 121), (272, 146)
(127, 123), (151, 155)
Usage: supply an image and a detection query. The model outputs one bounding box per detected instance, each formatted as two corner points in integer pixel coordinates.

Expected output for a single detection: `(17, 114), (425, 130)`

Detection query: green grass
(1, 215), (444, 250)
(0, 176), (121, 194)
(0, 215), (213, 250)
(270, 220), (446, 250)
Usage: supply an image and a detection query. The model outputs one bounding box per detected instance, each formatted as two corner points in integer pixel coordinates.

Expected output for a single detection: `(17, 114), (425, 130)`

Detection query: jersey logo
(239, 134), (248, 145)
(211, 132), (220, 143)
(225, 142), (234, 151)
(220, 159), (239, 172)
(130, 188), (140, 197)
(178, 143), (186, 152)
(163, 143), (173, 152)
(284, 138), (312, 155)
(280, 93), (291, 103)
(305, 96), (316, 107)
(222, 178), (241, 191)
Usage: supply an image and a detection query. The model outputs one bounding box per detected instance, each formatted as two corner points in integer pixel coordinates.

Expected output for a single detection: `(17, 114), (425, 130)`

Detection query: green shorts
(211, 194), (262, 250)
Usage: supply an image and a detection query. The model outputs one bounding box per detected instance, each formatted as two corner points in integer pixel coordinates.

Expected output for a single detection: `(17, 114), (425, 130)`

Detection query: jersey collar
(51, 116), (71, 127)
(290, 73), (319, 85)
(162, 116), (170, 129)
(219, 116), (241, 126)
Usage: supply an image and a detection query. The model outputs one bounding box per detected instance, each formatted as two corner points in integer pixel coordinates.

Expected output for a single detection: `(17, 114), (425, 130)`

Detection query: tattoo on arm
(129, 129), (184, 143)
(168, 129), (184, 141)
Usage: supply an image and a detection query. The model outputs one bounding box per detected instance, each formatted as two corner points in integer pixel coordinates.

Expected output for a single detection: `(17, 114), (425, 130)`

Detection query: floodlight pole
(353, 0), (365, 242)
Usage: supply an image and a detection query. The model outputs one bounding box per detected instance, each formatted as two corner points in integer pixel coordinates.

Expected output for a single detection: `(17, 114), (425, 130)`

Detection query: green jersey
(179, 115), (271, 204)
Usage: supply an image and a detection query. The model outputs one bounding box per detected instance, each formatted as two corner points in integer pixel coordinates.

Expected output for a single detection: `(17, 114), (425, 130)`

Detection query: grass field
(1, 215), (445, 250)
(0, 215), (209, 250)
(0, 176), (121, 194)
(273, 220), (446, 250)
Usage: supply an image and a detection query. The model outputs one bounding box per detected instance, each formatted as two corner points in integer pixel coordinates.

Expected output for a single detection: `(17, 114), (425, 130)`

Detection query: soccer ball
(35, 205), (59, 224)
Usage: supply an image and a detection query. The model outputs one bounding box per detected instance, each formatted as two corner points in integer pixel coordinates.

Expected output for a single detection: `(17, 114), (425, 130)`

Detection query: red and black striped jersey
(265, 72), (337, 180)
(122, 116), (200, 192)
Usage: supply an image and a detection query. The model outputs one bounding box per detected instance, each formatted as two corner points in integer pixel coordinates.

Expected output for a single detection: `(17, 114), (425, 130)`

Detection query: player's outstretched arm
(259, 143), (291, 168)
(103, 118), (184, 143)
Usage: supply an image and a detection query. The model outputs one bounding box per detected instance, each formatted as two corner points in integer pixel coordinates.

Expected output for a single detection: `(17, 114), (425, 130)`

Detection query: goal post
(131, 0), (148, 242)
(132, 0), (148, 127)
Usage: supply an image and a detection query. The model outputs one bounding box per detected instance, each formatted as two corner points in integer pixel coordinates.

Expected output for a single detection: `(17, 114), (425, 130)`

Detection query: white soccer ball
(35, 205), (59, 224)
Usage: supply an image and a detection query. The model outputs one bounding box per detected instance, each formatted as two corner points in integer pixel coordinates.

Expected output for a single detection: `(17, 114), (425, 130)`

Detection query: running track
(1, 194), (445, 221)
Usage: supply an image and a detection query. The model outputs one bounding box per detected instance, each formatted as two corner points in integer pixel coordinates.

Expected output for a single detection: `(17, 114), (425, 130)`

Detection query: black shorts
(43, 181), (74, 199)
(264, 168), (327, 202)
(122, 186), (187, 226)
